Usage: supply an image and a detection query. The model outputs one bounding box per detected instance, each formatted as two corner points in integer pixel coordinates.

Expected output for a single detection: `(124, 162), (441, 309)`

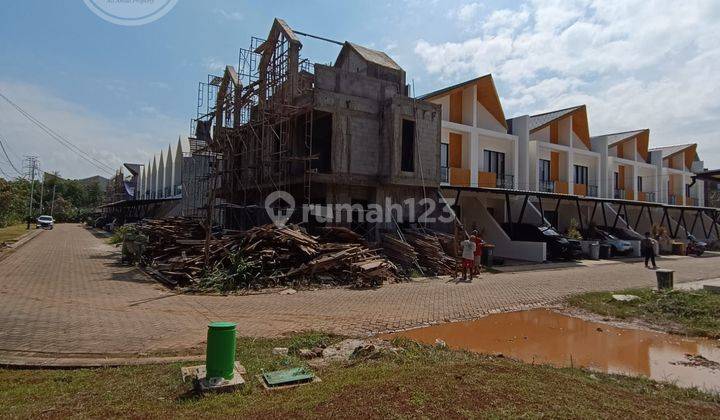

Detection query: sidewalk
(1, 224), (719, 365)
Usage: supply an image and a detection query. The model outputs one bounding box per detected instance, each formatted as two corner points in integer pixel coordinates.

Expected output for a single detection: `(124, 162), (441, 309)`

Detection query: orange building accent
(449, 133), (462, 168)
(449, 91), (463, 124)
(450, 168), (470, 186)
(550, 152), (560, 181)
(555, 180), (569, 194)
(477, 171), (497, 188)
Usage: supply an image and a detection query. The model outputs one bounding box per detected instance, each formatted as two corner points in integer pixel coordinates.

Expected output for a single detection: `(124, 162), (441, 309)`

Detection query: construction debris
(381, 229), (458, 276)
(134, 218), (401, 290)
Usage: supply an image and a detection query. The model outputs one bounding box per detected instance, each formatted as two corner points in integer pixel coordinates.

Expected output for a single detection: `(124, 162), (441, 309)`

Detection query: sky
(0, 0), (719, 180)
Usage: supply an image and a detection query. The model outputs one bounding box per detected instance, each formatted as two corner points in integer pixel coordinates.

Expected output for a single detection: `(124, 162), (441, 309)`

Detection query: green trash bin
(206, 322), (237, 380)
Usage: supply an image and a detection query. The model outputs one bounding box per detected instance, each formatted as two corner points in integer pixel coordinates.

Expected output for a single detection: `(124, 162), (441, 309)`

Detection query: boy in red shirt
(472, 230), (484, 275)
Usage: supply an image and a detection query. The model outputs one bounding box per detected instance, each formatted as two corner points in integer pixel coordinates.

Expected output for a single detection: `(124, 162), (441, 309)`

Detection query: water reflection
(386, 309), (720, 392)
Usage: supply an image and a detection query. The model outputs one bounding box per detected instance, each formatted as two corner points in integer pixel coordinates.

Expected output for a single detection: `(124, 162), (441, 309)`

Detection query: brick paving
(1, 223), (719, 358)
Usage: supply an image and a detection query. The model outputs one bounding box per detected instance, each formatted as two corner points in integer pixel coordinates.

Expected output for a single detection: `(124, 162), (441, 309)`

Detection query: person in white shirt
(460, 235), (476, 281)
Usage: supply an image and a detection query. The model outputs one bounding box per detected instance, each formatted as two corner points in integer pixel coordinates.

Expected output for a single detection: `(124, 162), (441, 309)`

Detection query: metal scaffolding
(192, 19), (316, 229)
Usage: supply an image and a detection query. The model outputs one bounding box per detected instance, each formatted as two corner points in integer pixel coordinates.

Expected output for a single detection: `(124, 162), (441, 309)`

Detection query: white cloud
(213, 8), (243, 21)
(203, 57), (226, 73)
(0, 80), (186, 179)
(451, 2), (483, 23)
(414, 0), (720, 166)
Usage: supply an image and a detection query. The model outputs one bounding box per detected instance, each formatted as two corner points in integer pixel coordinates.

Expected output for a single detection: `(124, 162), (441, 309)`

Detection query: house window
(440, 143), (449, 183)
(574, 165), (588, 185)
(401, 119), (415, 172)
(637, 176), (643, 192)
(483, 150), (506, 177)
(539, 159), (551, 181)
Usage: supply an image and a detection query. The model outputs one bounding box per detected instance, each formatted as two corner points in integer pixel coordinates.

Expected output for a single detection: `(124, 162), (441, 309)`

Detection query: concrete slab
(181, 362), (247, 392)
(676, 278), (720, 291)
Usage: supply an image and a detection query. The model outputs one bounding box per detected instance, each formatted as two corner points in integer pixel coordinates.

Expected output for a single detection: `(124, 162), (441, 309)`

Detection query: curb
(0, 353), (204, 369)
(0, 228), (43, 263)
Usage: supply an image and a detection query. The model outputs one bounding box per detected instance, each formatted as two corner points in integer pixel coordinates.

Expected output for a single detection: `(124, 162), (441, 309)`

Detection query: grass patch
(567, 288), (720, 338)
(0, 224), (30, 243)
(2, 333), (719, 418)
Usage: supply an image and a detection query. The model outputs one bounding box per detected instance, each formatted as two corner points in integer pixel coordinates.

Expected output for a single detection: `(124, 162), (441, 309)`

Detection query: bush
(109, 225), (137, 245)
(197, 252), (263, 292)
(566, 218), (583, 240)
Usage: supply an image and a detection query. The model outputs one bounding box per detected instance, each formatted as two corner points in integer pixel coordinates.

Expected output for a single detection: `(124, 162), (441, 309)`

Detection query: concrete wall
(477, 103), (505, 133)
(510, 116), (530, 191)
(313, 64), (440, 189)
(459, 194), (546, 262)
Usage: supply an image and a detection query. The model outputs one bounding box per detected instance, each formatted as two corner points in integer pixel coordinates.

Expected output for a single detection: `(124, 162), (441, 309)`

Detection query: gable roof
(650, 143), (698, 169)
(418, 74), (508, 129)
(650, 143), (695, 158)
(341, 42), (402, 71)
(529, 105), (590, 149)
(529, 106), (581, 131)
(592, 129), (650, 162)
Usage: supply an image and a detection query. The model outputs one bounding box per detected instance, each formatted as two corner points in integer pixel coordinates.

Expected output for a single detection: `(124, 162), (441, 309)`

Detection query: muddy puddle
(386, 309), (720, 393)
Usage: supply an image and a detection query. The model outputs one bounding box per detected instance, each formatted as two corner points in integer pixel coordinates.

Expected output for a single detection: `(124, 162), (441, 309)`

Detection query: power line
(0, 91), (116, 175)
(0, 135), (24, 177)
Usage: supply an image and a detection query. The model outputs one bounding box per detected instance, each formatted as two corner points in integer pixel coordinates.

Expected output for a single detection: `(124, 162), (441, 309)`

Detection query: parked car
(582, 229), (633, 257)
(686, 234), (706, 256)
(501, 223), (583, 261)
(597, 226), (644, 241)
(36, 215), (54, 230)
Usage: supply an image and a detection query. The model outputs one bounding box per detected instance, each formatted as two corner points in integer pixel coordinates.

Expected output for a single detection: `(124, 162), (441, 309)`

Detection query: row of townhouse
(423, 75), (704, 206)
(421, 75), (713, 262)
(99, 135), (218, 224)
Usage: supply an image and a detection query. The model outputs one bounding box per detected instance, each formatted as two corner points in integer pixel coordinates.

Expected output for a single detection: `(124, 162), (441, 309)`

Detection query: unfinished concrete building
(201, 18), (441, 236)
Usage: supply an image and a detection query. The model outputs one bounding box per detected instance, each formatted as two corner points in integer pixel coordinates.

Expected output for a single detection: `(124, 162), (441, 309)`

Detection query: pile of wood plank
(134, 219), (399, 289)
(403, 230), (457, 275)
(380, 229), (458, 275)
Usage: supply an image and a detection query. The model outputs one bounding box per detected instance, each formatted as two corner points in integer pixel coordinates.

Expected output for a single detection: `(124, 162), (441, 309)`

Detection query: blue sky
(1, 0), (719, 179)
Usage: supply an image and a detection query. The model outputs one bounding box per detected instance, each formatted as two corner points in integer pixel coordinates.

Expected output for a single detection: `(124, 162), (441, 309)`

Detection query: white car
(36, 215), (54, 229)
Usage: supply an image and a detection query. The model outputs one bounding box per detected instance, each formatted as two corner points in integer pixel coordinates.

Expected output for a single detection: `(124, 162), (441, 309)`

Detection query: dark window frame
(401, 119), (415, 172)
(539, 159), (551, 182)
(483, 150), (506, 177)
(573, 164), (589, 185)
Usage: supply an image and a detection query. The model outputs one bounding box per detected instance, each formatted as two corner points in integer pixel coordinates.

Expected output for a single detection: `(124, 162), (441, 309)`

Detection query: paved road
(1, 224), (718, 358)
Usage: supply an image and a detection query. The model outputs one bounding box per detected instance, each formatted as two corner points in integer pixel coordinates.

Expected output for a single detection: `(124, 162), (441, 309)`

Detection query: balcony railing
(614, 189), (626, 199)
(637, 191), (655, 202)
(496, 174), (515, 189)
(586, 185), (598, 197)
(540, 180), (555, 193)
(440, 166), (449, 183)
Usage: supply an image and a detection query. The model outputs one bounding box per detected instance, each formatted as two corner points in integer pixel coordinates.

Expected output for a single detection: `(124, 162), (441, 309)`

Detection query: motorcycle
(686, 235), (706, 256)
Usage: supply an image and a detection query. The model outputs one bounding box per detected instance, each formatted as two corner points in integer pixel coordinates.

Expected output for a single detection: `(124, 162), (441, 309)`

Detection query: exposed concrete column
(650, 150), (664, 203)
(590, 137), (609, 198)
(528, 141), (539, 191)
(698, 180), (705, 207)
(567, 149), (574, 195)
(681, 173), (688, 205)
(511, 116), (530, 190)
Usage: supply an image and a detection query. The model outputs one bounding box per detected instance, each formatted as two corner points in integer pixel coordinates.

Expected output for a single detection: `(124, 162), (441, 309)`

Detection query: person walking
(642, 232), (657, 269)
(460, 234), (477, 281)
